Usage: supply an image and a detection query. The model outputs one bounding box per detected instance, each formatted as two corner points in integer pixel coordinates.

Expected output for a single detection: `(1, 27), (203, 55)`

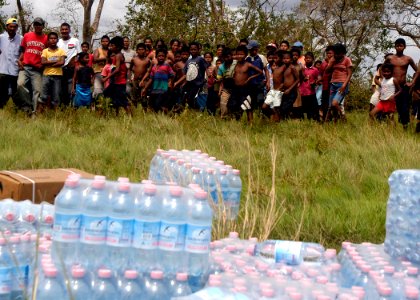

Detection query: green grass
(0, 105), (419, 249)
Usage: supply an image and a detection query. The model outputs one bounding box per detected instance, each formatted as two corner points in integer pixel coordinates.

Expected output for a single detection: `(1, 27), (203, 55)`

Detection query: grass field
(0, 106), (419, 249)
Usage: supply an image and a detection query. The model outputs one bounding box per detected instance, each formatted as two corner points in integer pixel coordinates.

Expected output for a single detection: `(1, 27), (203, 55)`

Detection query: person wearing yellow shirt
(40, 32), (66, 109)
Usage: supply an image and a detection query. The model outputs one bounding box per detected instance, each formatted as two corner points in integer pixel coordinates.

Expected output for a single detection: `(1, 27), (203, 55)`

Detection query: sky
(3, 0), (420, 70)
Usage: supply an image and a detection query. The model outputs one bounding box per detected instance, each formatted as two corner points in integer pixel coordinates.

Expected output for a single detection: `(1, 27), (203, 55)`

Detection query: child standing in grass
(278, 51), (300, 120)
(40, 32), (66, 109)
(369, 63), (400, 123)
(129, 43), (151, 108)
(102, 36), (131, 116)
(142, 48), (174, 113)
(72, 52), (94, 108)
(300, 52), (320, 120)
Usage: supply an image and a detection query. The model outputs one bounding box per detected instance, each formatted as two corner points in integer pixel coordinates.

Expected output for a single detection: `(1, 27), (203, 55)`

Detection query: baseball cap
(6, 18), (18, 25)
(266, 43), (277, 49)
(33, 17), (45, 25)
(293, 41), (304, 48)
(247, 40), (260, 49)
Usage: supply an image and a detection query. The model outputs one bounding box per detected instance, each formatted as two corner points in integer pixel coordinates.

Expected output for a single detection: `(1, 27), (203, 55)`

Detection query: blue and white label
(12, 265), (29, 291)
(185, 224), (211, 253)
(132, 219), (160, 249)
(53, 212), (81, 242)
(159, 221), (186, 251)
(0, 267), (12, 294)
(275, 241), (303, 265)
(106, 217), (133, 247)
(80, 214), (107, 245)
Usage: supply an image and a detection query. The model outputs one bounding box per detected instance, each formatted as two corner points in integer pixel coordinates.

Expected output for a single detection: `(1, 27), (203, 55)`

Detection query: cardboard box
(0, 168), (94, 203)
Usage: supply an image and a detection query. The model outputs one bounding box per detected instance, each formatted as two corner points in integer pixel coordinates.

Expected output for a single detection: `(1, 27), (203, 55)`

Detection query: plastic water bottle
(16, 200), (37, 235)
(9, 236), (28, 300)
(185, 190), (213, 291)
(227, 169), (242, 220)
(120, 270), (142, 300)
(149, 149), (164, 182)
(204, 169), (217, 204)
(52, 177), (82, 267)
(36, 267), (66, 300)
(159, 186), (187, 275)
(79, 180), (109, 270)
(70, 267), (91, 300)
(106, 182), (134, 271)
(0, 237), (12, 300)
(132, 184), (161, 273)
(217, 169), (230, 203)
(144, 270), (170, 300)
(172, 272), (192, 297)
(39, 202), (55, 237)
(253, 240), (325, 265)
(93, 268), (118, 300)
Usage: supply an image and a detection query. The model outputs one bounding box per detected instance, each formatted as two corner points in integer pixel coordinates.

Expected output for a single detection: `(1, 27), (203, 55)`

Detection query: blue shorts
(329, 82), (349, 106)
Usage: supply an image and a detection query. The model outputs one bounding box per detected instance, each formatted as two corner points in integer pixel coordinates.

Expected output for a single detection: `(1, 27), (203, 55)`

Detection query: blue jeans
(42, 76), (62, 107)
(16, 66), (43, 112)
(329, 82), (349, 106)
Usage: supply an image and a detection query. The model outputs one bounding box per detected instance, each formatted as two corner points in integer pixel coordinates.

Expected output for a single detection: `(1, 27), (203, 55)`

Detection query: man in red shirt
(16, 17), (48, 115)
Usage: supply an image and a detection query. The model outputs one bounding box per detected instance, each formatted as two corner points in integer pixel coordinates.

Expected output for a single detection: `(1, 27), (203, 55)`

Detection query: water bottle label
(185, 224), (211, 253)
(132, 219), (160, 249)
(53, 212), (81, 242)
(0, 267), (12, 294)
(106, 217), (133, 247)
(80, 214), (108, 245)
(159, 221), (186, 251)
(274, 241), (302, 265)
(12, 265), (29, 291)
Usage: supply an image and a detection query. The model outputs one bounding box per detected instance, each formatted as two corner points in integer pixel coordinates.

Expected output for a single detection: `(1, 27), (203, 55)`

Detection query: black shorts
(280, 90), (297, 117)
(105, 83), (128, 108)
(229, 85), (250, 112)
(150, 92), (169, 112)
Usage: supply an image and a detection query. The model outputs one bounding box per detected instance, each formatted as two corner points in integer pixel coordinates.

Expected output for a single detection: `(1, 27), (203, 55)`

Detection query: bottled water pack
(148, 149), (242, 220)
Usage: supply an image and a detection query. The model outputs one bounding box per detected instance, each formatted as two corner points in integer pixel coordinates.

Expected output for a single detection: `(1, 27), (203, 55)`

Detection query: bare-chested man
(129, 43), (151, 108)
(278, 51), (299, 119)
(262, 52), (285, 121)
(385, 38), (417, 128)
(230, 45), (263, 123)
(172, 46), (190, 106)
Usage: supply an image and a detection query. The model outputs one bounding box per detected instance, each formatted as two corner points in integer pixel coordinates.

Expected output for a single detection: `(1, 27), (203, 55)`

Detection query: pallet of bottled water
(385, 170), (420, 263)
(149, 149), (242, 220)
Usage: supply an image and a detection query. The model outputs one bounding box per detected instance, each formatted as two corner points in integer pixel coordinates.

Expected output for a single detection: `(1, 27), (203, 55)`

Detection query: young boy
(262, 52), (283, 121)
(291, 46), (304, 118)
(173, 46), (190, 108)
(40, 32), (66, 109)
(369, 63), (400, 123)
(370, 63), (382, 112)
(326, 43), (353, 122)
(80, 42), (94, 67)
(102, 36), (131, 116)
(266, 50), (278, 91)
(300, 52), (320, 120)
(230, 45), (263, 123)
(142, 48), (174, 113)
(181, 42), (208, 110)
(217, 47), (237, 119)
(278, 51), (299, 120)
(319, 45), (335, 120)
(72, 52), (94, 108)
(385, 38), (417, 129)
(246, 40), (269, 109)
(129, 43), (151, 108)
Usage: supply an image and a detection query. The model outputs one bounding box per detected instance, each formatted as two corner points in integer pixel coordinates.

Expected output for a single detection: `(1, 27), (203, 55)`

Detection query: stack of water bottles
(384, 170), (420, 264)
(148, 149), (242, 220)
(0, 199), (54, 300)
(47, 174), (213, 299)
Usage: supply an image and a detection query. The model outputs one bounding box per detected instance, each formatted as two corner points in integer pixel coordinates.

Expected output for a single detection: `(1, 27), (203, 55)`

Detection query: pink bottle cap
(208, 279), (222, 286)
(169, 186), (183, 197)
(44, 267), (58, 278)
(220, 169), (227, 175)
(150, 270), (164, 279)
(316, 276), (328, 284)
(20, 234), (30, 242)
(176, 272), (188, 281)
(177, 159), (185, 165)
(9, 236), (20, 243)
(124, 270), (138, 279)
(233, 169), (240, 175)
(117, 177), (129, 183)
(5, 213), (15, 222)
(94, 175), (106, 181)
(144, 184), (157, 194)
(384, 265), (395, 273)
(118, 182), (131, 192)
(407, 267), (418, 275)
(72, 268), (86, 278)
(229, 232), (239, 238)
(261, 288), (275, 297)
(405, 287), (419, 299)
(25, 214), (36, 223)
(91, 180), (105, 189)
(0, 237), (8, 245)
(97, 269), (112, 278)
(44, 215), (54, 224)
(378, 285), (392, 296)
(65, 178), (79, 188)
(194, 190), (208, 199)
(141, 180), (153, 184)
(289, 292), (303, 300)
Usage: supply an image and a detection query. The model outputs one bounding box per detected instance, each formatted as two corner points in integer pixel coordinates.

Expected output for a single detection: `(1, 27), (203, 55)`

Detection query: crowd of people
(0, 17), (419, 131)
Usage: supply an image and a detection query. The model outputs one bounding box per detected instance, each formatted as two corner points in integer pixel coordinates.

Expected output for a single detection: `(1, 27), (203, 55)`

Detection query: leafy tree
(77, 0), (106, 43)
(382, 0), (420, 48)
(297, 0), (392, 74)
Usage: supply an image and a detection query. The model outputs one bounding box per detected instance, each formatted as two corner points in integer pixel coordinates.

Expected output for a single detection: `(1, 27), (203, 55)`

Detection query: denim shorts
(329, 82), (349, 106)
